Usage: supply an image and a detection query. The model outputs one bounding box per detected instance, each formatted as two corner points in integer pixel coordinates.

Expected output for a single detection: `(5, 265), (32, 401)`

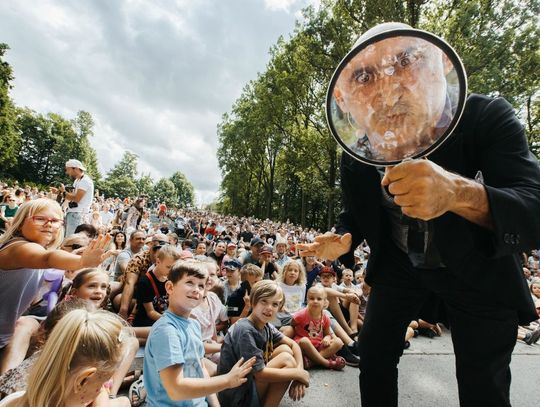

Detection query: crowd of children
(1, 180), (540, 406)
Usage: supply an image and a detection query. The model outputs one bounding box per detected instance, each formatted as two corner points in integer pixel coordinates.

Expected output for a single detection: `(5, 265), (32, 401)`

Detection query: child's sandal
(327, 356), (346, 370)
(129, 375), (146, 407)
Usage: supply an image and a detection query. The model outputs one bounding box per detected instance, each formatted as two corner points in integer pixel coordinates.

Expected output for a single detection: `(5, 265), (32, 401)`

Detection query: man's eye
(400, 56), (411, 67)
(354, 71), (371, 84)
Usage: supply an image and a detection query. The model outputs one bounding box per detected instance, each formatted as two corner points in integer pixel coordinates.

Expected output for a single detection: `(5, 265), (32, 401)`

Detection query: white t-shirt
(279, 283), (306, 313)
(67, 174), (94, 213)
(101, 210), (114, 225)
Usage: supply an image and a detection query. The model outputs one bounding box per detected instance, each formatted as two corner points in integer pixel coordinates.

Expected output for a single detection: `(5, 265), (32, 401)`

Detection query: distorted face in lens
(332, 36), (455, 162)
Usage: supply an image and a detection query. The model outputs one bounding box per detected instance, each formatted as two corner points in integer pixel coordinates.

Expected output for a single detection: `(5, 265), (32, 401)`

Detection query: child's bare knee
(298, 337), (312, 347)
(273, 344), (293, 356)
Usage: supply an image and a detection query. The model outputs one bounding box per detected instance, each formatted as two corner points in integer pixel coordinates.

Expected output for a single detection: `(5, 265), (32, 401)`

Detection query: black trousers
(358, 247), (518, 407)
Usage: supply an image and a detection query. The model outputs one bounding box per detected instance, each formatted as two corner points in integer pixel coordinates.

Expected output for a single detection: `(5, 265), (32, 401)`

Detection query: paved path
(281, 328), (540, 407)
(130, 327), (539, 406)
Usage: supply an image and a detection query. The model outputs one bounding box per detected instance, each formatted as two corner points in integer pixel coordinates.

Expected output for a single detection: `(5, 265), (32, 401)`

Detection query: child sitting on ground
(218, 280), (309, 407)
(132, 245), (181, 328)
(274, 261), (306, 328)
(222, 259), (242, 303)
(291, 286), (346, 370)
(226, 263), (264, 324)
(318, 267), (360, 337)
(63, 268), (140, 400)
(143, 260), (255, 407)
(0, 308), (131, 407)
(190, 261), (229, 373)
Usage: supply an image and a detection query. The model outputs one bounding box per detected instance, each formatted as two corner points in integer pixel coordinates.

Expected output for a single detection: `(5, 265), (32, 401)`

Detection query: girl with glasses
(0, 198), (110, 374)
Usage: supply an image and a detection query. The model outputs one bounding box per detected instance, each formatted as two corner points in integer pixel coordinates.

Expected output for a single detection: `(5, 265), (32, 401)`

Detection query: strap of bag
(146, 271), (160, 298)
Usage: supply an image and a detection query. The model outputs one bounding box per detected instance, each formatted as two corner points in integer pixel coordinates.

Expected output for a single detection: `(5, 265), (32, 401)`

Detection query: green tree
(72, 111), (101, 181)
(151, 178), (178, 207)
(0, 43), (20, 175)
(106, 151), (138, 180)
(99, 176), (138, 198)
(135, 173), (154, 197)
(169, 171), (195, 208)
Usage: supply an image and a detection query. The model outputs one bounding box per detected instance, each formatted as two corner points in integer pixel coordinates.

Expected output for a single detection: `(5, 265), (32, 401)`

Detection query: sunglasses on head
(152, 241), (169, 250)
(65, 243), (83, 250)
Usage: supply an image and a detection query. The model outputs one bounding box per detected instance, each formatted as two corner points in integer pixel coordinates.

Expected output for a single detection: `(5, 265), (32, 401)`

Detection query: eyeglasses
(30, 216), (64, 228)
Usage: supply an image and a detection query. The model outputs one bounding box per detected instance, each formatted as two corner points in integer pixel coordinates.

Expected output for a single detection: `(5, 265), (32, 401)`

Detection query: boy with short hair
(318, 267), (360, 337)
(133, 245), (181, 327)
(222, 259), (242, 303)
(144, 260), (255, 407)
(226, 263), (264, 323)
(218, 280), (309, 406)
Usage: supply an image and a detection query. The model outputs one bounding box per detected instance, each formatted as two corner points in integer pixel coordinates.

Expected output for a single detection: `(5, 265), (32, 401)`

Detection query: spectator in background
(0, 195), (18, 231)
(275, 237), (291, 269)
(239, 237), (264, 265)
(57, 159), (94, 237)
(209, 241), (227, 269)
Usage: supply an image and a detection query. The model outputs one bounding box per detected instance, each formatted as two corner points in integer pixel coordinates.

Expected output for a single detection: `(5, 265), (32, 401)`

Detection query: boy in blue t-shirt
(144, 260), (255, 407)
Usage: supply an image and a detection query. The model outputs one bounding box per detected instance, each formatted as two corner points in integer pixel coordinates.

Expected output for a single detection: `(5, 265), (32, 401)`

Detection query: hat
(259, 245), (273, 255)
(224, 259), (242, 270)
(65, 159), (86, 171)
(250, 237), (264, 247)
(319, 266), (336, 276)
(227, 242), (237, 248)
(275, 237), (287, 246)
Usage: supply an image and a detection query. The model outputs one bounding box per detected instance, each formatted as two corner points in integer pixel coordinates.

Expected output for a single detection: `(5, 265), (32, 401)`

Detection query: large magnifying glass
(326, 28), (467, 166)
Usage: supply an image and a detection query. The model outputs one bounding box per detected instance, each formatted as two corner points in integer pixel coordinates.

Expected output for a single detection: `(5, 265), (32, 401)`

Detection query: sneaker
(530, 328), (540, 344)
(327, 355), (346, 371)
(337, 345), (360, 367)
(348, 341), (359, 357)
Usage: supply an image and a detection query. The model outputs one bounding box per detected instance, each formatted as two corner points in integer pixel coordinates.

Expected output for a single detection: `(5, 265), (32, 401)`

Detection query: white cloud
(0, 0), (312, 204)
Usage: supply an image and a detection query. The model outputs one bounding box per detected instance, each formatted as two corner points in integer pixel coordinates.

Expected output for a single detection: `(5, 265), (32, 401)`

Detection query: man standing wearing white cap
(60, 159), (94, 236)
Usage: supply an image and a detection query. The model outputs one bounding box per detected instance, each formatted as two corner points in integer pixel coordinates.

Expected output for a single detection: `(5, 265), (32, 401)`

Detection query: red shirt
(292, 307), (330, 347)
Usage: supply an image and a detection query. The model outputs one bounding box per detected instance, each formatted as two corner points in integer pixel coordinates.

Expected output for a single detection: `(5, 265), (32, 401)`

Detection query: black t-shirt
(239, 231), (253, 243)
(258, 260), (278, 280)
(226, 281), (251, 317)
(133, 270), (168, 327)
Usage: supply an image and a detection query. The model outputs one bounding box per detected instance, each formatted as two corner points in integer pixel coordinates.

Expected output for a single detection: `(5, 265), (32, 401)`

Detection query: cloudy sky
(0, 0), (314, 205)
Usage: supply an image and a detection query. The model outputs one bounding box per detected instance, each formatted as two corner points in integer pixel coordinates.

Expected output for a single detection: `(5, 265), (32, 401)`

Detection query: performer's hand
(381, 159), (459, 221)
(297, 232), (352, 261)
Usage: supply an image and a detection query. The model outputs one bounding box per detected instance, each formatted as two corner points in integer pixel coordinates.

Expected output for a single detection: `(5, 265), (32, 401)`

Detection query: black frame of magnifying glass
(325, 28), (468, 167)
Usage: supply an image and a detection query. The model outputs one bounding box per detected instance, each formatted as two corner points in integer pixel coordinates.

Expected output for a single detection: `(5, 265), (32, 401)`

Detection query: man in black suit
(299, 22), (540, 407)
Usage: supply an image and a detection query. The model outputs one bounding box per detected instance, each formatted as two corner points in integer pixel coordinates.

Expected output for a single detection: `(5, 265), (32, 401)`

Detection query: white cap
(65, 159), (86, 171)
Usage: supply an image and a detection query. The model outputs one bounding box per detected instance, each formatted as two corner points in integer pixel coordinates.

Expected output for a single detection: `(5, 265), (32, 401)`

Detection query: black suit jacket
(336, 94), (540, 324)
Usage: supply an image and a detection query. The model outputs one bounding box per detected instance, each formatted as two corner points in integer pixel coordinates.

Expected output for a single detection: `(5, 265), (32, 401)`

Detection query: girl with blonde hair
(0, 198), (110, 372)
(0, 309), (131, 406)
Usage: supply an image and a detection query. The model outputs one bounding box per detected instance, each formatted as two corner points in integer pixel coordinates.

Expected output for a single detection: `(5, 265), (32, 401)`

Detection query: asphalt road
(130, 326), (539, 406)
(281, 327), (540, 407)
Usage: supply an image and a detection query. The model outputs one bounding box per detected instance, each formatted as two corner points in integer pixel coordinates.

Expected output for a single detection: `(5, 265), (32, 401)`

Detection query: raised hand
(297, 232), (352, 261)
(226, 357), (256, 388)
(80, 234), (112, 268)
